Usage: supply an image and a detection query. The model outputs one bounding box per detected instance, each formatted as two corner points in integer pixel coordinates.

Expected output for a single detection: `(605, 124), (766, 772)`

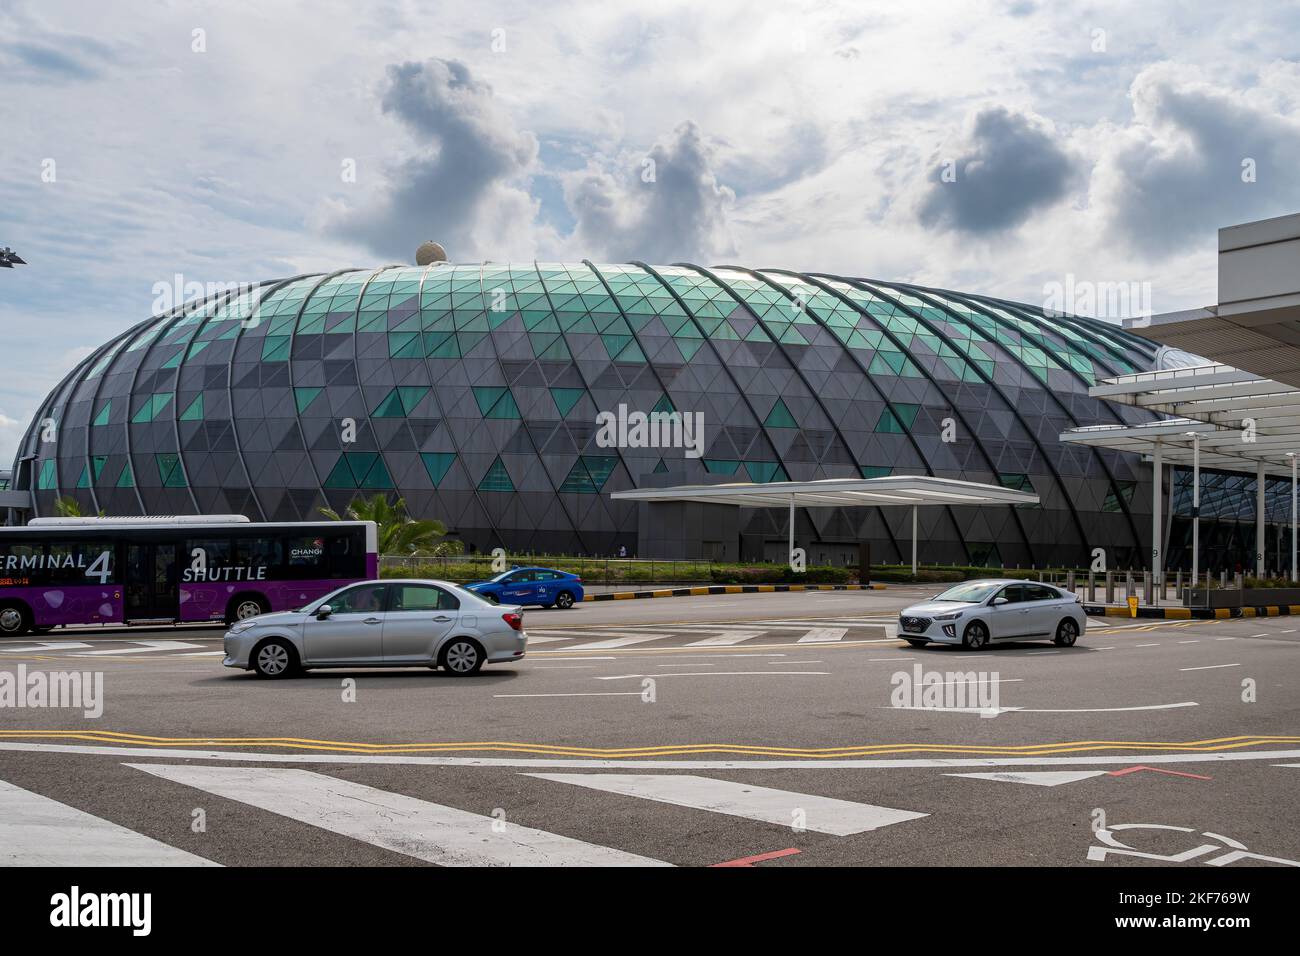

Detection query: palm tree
(321, 493), (450, 556)
(53, 496), (106, 518)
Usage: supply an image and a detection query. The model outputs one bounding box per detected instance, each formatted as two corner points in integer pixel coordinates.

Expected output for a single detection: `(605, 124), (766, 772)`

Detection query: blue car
(465, 567), (584, 609)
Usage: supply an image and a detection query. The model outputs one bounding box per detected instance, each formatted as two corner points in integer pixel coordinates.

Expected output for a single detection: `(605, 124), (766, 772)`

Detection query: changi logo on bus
(184, 547), (269, 583)
(291, 538), (324, 560)
(2, 549), (112, 584)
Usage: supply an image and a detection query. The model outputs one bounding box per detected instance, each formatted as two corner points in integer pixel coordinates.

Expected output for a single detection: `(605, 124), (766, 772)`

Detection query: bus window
(45, 540), (116, 584)
(184, 538), (233, 582)
(0, 541), (41, 585)
(235, 536), (281, 574)
(284, 535), (328, 579)
(326, 533), (364, 579)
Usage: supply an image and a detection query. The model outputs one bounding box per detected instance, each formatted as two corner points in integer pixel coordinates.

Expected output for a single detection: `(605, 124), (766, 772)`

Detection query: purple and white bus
(0, 516), (378, 636)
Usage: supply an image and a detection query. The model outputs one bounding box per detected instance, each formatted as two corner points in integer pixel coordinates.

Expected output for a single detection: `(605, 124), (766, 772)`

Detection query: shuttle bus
(0, 516), (377, 636)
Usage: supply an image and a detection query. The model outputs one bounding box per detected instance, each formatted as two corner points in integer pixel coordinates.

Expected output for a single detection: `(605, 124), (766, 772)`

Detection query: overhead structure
(1125, 212), (1300, 388)
(1061, 362), (1300, 583)
(612, 476), (1040, 575)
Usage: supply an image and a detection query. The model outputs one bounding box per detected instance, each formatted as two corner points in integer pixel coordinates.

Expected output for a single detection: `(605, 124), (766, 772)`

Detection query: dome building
(11, 260), (1171, 567)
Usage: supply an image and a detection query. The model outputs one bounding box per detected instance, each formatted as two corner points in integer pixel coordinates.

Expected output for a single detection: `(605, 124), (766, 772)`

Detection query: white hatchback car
(222, 579), (527, 678)
(897, 579), (1086, 650)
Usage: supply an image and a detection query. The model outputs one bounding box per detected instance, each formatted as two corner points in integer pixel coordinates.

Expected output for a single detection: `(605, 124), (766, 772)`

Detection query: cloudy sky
(3, 0), (1300, 464)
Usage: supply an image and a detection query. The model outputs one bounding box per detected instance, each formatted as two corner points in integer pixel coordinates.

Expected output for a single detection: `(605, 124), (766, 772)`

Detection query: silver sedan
(222, 579), (527, 678)
(897, 579), (1087, 650)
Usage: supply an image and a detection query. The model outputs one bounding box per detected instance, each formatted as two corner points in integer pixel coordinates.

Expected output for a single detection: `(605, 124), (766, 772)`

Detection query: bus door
(124, 543), (179, 621)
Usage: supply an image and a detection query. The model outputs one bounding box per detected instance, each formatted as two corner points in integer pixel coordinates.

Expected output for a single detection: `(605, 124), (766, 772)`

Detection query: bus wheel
(0, 603), (32, 638)
(228, 595), (269, 624)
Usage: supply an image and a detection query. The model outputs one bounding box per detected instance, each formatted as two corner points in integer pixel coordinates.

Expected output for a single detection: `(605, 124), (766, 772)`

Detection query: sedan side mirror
(316, 605), (333, 620)
(991, 597), (1008, 606)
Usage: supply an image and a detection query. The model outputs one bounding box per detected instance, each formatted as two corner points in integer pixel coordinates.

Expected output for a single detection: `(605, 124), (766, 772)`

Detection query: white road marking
(684, 629), (765, 647)
(7, 741), (1299, 770)
(81, 640), (204, 656)
(0, 778), (216, 866)
(0, 641), (95, 653)
(912, 677), (1022, 686)
(526, 773), (928, 835)
(176, 651), (225, 657)
(518, 634), (571, 645)
(1217, 637), (1238, 641)
(888, 701), (1197, 717)
(797, 627), (848, 644)
(495, 692), (642, 698)
(126, 764), (668, 867)
(597, 671), (829, 680)
(1134, 643), (1161, 648)
(563, 633), (675, 651)
(1179, 663), (1240, 672)
(1178, 640), (1200, 644)
(944, 770), (1108, 787)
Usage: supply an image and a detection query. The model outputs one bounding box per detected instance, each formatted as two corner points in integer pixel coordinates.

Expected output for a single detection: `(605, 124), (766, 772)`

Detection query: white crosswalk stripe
(562, 632), (675, 650)
(684, 629), (765, 646)
(126, 764), (670, 867)
(0, 778), (216, 866)
(81, 640), (206, 656)
(0, 641), (95, 653)
(797, 627), (848, 643)
(527, 773), (928, 836)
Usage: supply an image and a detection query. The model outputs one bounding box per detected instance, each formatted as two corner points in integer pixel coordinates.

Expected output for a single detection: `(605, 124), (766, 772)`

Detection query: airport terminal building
(10, 259), (1293, 568)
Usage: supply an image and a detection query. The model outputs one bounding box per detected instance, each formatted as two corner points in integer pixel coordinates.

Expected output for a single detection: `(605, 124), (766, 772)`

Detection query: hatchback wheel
(555, 591), (575, 609)
(442, 638), (484, 675)
(962, 621), (989, 651)
(252, 639), (296, 679)
(1054, 618), (1079, 647)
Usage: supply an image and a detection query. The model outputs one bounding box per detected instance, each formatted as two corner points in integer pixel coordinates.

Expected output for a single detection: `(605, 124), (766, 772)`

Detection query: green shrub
(708, 565), (853, 585)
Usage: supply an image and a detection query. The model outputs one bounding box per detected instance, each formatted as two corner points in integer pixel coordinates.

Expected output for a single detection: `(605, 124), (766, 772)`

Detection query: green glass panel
(763, 399), (797, 429)
(294, 387), (322, 413)
(261, 335), (290, 362)
(860, 465), (891, 478)
(478, 457), (515, 492)
(550, 388), (584, 417)
(743, 461), (787, 483)
(703, 459), (740, 475)
(156, 453), (186, 488)
(876, 403), (919, 434)
(179, 395), (203, 422)
(91, 401), (111, 427)
(420, 452), (456, 487)
(116, 461), (134, 488)
(372, 390), (406, 418)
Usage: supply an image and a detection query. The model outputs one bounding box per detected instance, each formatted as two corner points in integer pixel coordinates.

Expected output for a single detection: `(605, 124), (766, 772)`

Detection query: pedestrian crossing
(527, 618), (900, 652)
(1, 763), (932, 867)
(0, 639), (220, 658)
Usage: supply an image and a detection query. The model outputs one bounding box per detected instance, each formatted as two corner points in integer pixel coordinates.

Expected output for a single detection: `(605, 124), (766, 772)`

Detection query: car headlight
(229, 619), (260, 635)
(932, 612), (962, 621)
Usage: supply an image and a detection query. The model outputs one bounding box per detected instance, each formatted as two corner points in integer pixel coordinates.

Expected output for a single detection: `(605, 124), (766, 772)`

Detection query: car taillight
(502, 612), (523, 631)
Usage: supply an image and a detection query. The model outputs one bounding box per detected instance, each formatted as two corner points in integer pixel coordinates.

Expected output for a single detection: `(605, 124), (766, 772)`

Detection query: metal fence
(378, 555), (718, 587)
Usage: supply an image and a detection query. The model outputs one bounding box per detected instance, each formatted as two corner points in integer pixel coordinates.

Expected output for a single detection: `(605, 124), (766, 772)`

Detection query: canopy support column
(911, 505), (918, 577)
(1152, 439), (1162, 604)
(1257, 460), (1267, 577)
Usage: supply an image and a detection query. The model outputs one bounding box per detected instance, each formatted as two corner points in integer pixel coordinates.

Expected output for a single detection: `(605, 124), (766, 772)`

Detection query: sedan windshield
(932, 581), (1003, 604)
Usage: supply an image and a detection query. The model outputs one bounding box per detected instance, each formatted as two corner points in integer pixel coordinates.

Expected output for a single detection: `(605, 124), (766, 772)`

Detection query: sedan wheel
(253, 640), (295, 679)
(555, 591), (575, 609)
(1054, 619), (1079, 647)
(962, 621), (988, 651)
(442, 639), (484, 675)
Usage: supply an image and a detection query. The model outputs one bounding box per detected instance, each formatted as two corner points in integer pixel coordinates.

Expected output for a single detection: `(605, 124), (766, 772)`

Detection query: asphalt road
(2, 591), (1299, 868)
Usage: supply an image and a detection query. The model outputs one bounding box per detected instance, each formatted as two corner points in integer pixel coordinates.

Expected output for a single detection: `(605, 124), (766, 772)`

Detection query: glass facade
(10, 261), (1221, 565)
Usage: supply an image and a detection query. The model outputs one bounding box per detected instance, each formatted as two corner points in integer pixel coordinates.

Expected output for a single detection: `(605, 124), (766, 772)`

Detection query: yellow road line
(0, 729), (1295, 758)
